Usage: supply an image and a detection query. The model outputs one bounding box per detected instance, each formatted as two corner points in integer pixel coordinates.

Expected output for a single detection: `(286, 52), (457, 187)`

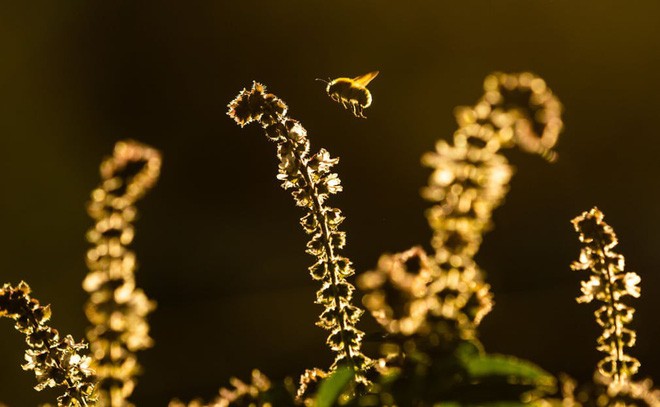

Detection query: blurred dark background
(1, 1), (660, 404)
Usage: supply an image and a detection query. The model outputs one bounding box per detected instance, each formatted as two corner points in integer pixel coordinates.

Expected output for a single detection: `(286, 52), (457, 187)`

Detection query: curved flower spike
(228, 82), (371, 391)
(0, 282), (96, 406)
(571, 207), (641, 383)
(422, 73), (563, 340)
(84, 140), (161, 407)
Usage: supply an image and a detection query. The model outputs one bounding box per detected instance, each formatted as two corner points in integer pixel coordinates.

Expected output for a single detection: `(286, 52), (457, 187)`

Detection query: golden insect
(317, 71), (379, 118)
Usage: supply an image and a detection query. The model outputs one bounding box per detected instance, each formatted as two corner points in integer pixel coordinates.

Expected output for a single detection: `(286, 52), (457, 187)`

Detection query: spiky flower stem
(83, 140), (161, 406)
(227, 82), (371, 393)
(571, 207), (641, 383)
(0, 281), (96, 406)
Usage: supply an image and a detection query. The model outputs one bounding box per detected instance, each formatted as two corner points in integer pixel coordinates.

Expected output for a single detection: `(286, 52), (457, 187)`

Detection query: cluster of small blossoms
(422, 124), (513, 266)
(84, 140), (161, 406)
(454, 71), (563, 163)
(358, 247), (492, 349)
(296, 368), (328, 406)
(0, 282), (96, 406)
(571, 207), (641, 383)
(421, 72), (563, 338)
(169, 370), (272, 407)
(228, 82), (371, 397)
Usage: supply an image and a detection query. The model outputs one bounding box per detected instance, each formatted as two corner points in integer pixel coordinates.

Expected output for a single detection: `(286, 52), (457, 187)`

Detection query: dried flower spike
(0, 281), (96, 406)
(571, 207), (641, 383)
(228, 82), (371, 391)
(84, 140), (161, 406)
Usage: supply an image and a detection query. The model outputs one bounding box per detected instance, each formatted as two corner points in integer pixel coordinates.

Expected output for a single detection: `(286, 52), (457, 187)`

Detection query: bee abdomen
(347, 86), (371, 107)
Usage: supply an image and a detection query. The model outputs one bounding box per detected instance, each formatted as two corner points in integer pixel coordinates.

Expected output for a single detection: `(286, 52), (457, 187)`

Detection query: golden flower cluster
(571, 207), (641, 383)
(169, 370), (272, 407)
(420, 72), (563, 339)
(560, 372), (660, 407)
(358, 246), (492, 347)
(0, 282), (96, 406)
(296, 368), (328, 406)
(422, 124), (513, 266)
(84, 140), (162, 406)
(454, 71), (563, 162)
(228, 83), (371, 395)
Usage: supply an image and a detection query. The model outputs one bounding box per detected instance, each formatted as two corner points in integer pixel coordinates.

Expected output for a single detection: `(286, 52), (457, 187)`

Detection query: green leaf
(463, 353), (556, 390)
(315, 366), (355, 407)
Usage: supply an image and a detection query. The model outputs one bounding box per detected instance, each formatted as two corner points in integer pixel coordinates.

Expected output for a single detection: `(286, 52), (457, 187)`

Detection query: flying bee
(317, 71), (379, 118)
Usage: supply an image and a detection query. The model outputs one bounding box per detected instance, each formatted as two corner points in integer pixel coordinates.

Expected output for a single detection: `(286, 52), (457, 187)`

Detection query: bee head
(315, 77), (334, 94)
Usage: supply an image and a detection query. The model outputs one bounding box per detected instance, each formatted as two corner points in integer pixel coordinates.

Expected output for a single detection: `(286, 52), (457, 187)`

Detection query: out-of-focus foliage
(84, 141), (161, 407)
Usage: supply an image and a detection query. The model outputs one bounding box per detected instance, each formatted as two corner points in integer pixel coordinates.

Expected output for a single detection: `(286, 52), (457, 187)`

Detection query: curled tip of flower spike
(227, 81), (288, 128)
(359, 247), (493, 341)
(93, 139), (162, 213)
(455, 72), (563, 162)
(484, 72), (563, 161)
(358, 247), (435, 336)
(571, 207), (618, 250)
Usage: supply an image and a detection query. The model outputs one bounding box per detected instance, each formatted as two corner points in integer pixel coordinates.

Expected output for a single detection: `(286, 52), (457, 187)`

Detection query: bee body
(320, 71), (378, 118)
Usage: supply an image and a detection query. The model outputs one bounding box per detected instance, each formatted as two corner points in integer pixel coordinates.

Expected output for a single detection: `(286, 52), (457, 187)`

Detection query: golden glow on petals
(228, 83), (371, 392)
(358, 247), (493, 341)
(571, 207), (641, 383)
(0, 282), (96, 406)
(84, 140), (161, 407)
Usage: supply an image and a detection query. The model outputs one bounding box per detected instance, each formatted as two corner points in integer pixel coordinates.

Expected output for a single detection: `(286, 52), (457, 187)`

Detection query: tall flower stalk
(571, 207), (641, 383)
(0, 281), (96, 406)
(421, 72), (563, 338)
(227, 82), (371, 396)
(83, 140), (162, 406)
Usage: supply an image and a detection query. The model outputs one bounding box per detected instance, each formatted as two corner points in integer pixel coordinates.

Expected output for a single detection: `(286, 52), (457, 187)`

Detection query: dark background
(1, 1), (660, 405)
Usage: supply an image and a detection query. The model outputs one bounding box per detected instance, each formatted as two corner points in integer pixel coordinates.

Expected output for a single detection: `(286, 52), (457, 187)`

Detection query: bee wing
(352, 71), (379, 87)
